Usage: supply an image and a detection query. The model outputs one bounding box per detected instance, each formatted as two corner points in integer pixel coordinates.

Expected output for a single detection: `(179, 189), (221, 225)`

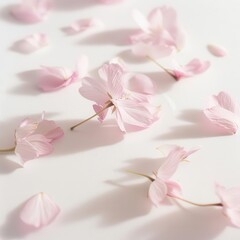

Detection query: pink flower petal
(13, 33), (48, 54)
(204, 92), (240, 134)
(216, 184), (240, 227)
(11, 0), (51, 23)
(207, 44), (228, 57)
(65, 18), (103, 34)
(132, 10), (150, 33)
(149, 178), (167, 207)
(165, 180), (182, 197)
(93, 104), (109, 122)
(168, 59), (211, 80)
(38, 66), (77, 92)
(20, 192), (60, 228)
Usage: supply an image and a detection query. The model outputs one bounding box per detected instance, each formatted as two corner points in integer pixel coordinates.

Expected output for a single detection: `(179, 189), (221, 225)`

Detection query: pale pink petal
(149, 178), (167, 207)
(20, 192), (60, 228)
(204, 106), (240, 134)
(98, 63), (124, 98)
(76, 55), (89, 79)
(79, 77), (109, 106)
(97, 0), (124, 4)
(39, 66), (77, 92)
(109, 57), (127, 71)
(16, 118), (39, 139)
(114, 99), (159, 132)
(224, 209), (240, 227)
(124, 73), (155, 95)
(15, 134), (53, 164)
(165, 180), (182, 197)
(207, 44), (228, 57)
(11, 0), (51, 23)
(157, 146), (198, 180)
(93, 104), (109, 122)
(168, 59), (210, 80)
(132, 9), (150, 32)
(14, 33), (48, 53)
(66, 18), (104, 34)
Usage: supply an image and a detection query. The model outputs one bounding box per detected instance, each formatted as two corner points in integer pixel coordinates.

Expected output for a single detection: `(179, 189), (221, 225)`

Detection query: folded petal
(15, 134), (53, 164)
(149, 178), (167, 207)
(66, 18), (104, 34)
(93, 104), (109, 122)
(165, 180), (182, 197)
(11, 0), (51, 23)
(168, 59), (210, 80)
(39, 66), (77, 92)
(20, 192), (60, 228)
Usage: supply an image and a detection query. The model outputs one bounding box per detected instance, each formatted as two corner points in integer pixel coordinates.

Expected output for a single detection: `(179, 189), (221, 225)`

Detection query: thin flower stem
(0, 146), (15, 153)
(70, 102), (113, 131)
(126, 170), (154, 182)
(147, 56), (177, 80)
(170, 195), (222, 207)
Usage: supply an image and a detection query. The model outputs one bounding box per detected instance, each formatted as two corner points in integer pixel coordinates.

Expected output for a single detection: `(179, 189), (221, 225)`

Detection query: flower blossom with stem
(70, 62), (160, 132)
(0, 113), (64, 166)
(128, 145), (199, 206)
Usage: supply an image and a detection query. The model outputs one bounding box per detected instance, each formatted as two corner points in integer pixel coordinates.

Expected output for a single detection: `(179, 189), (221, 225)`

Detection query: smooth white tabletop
(1, 0), (240, 239)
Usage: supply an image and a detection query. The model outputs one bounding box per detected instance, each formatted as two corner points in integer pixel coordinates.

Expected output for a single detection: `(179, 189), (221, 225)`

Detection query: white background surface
(1, 0), (240, 239)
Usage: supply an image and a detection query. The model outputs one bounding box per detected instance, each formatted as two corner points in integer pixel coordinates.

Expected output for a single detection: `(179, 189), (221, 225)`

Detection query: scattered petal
(167, 59), (210, 80)
(11, 0), (51, 23)
(207, 44), (228, 57)
(216, 184), (240, 227)
(20, 192), (60, 228)
(204, 91), (240, 134)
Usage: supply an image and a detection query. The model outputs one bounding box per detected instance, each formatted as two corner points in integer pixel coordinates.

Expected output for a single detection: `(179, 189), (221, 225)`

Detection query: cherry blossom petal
(38, 66), (77, 92)
(207, 44), (228, 57)
(114, 100), (159, 132)
(79, 77), (109, 106)
(165, 180), (182, 197)
(149, 178), (167, 207)
(204, 92), (240, 134)
(15, 134), (53, 164)
(157, 146), (198, 180)
(66, 18), (104, 34)
(168, 59), (210, 80)
(216, 184), (240, 227)
(93, 104), (109, 122)
(20, 192), (60, 228)
(11, 0), (51, 23)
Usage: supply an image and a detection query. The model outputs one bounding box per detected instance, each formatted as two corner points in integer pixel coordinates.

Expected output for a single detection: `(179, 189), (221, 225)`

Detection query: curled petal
(11, 0), (51, 23)
(149, 178), (167, 207)
(165, 180), (182, 197)
(65, 18), (104, 34)
(39, 66), (77, 92)
(168, 59), (210, 80)
(20, 192), (60, 228)
(207, 44), (228, 57)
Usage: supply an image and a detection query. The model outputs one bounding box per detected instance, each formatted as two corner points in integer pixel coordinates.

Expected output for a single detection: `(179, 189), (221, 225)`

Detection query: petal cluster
(11, 0), (51, 23)
(79, 62), (159, 132)
(204, 91), (240, 134)
(130, 6), (186, 58)
(15, 113), (64, 165)
(149, 145), (198, 207)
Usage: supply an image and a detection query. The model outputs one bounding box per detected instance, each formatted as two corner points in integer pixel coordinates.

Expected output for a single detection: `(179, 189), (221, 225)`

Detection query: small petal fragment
(207, 44), (228, 57)
(11, 0), (51, 23)
(20, 192), (60, 228)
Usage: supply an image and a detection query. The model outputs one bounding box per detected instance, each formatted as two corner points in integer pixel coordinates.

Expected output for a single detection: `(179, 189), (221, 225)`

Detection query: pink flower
(149, 145), (199, 207)
(13, 33), (48, 53)
(216, 184), (240, 227)
(20, 192), (60, 228)
(11, 0), (51, 23)
(130, 6), (186, 58)
(204, 91), (240, 134)
(38, 55), (88, 92)
(64, 18), (104, 35)
(167, 59), (210, 80)
(78, 62), (159, 132)
(15, 113), (64, 165)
